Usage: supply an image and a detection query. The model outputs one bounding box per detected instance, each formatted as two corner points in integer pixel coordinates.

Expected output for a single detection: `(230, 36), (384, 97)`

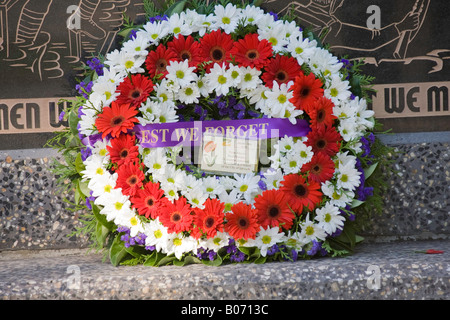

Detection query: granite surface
(1, 136), (449, 251)
(0, 240), (448, 300)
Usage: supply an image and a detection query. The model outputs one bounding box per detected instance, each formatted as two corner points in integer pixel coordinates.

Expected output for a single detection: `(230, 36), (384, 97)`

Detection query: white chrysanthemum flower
(336, 161), (361, 191)
(338, 118), (360, 142)
(277, 135), (295, 153)
(144, 218), (169, 253)
(177, 81), (200, 104)
(100, 192), (132, 223)
(90, 139), (110, 160)
(152, 101), (179, 123)
(353, 97), (375, 130)
(255, 226), (287, 257)
(181, 174), (203, 195)
(80, 154), (108, 181)
(334, 151), (357, 168)
(166, 233), (197, 260)
(166, 60), (197, 88)
(237, 66), (262, 91)
(144, 148), (169, 175)
(299, 214), (327, 243)
(88, 171), (116, 197)
(287, 35), (317, 66)
(122, 33), (150, 57)
(78, 107), (98, 136)
(283, 104), (304, 124)
(281, 20), (303, 41)
(315, 203), (346, 235)
(333, 100), (358, 120)
(142, 21), (170, 45)
(204, 231), (230, 252)
(104, 49), (145, 74)
(196, 76), (210, 97)
(94, 184), (122, 207)
(212, 3), (241, 34)
(218, 189), (241, 212)
(308, 47), (343, 78)
(321, 180), (355, 207)
(165, 13), (192, 36)
(89, 79), (119, 109)
(262, 168), (284, 190)
(219, 176), (238, 191)
(265, 81), (295, 117)
(258, 23), (288, 52)
(120, 211), (145, 237)
(280, 150), (304, 174)
(324, 74), (351, 104)
(254, 10), (275, 30)
(184, 187), (208, 209)
(157, 164), (186, 189)
(241, 4), (265, 26)
(285, 231), (309, 251)
(232, 173), (261, 203)
(153, 78), (176, 103)
(227, 63), (242, 87)
(204, 63), (233, 96)
(202, 176), (225, 198)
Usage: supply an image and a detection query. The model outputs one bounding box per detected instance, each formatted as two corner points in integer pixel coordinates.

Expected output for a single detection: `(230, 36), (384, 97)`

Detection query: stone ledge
(1, 239), (448, 300)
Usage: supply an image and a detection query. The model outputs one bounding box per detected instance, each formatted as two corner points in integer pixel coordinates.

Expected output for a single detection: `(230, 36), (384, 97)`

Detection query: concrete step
(1, 239), (448, 300)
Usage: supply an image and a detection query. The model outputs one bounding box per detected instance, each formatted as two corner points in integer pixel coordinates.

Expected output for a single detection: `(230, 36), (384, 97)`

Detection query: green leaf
(109, 236), (129, 267)
(95, 221), (110, 246)
(92, 204), (115, 231)
(254, 255), (267, 264)
(183, 255), (202, 265)
(201, 254), (223, 266)
(74, 153), (85, 174)
(157, 254), (176, 266)
(350, 199), (365, 208)
(164, 0), (187, 15)
(68, 109), (80, 135)
(144, 251), (161, 267)
(78, 179), (90, 197)
(364, 162), (379, 180)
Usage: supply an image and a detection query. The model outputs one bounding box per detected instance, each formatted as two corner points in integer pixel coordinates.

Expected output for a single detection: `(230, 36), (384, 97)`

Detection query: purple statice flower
(267, 244), (279, 256)
(86, 57), (104, 76)
(76, 81), (93, 99)
(269, 12), (278, 20)
(80, 147), (92, 161)
(258, 179), (267, 191)
(307, 240), (327, 256)
(149, 14), (168, 23)
(291, 249), (298, 261)
(59, 111), (65, 122)
(129, 29), (137, 40)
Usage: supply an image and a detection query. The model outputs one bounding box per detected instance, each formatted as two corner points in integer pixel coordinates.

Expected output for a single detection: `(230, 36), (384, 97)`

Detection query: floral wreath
(51, 0), (390, 267)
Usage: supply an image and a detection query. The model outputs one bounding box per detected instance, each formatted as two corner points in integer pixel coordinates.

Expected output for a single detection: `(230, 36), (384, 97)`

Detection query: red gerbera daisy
(107, 134), (139, 167)
(280, 174), (323, 213)
(308, 96), (337, 130)
(254, 189), (295, 231)
(261, 54), (301, 88)
(289, 73), (324, 112)
(95, 101), (138, 139)
(159, 197), (194, 234)
(199, 30), (234, 71)
(302, 153), (335, 184)
(192, 198), (225, 239)
(115, 161), (145, 197)
(145, 43), (178, 79)
(115, 74), (154, 107)
(305, 125), (342, 157)
(225, 202), (259, 240)
(167, 35), (203, 69)
(131, 181), (166, 219)
(229, 33), (273, 70)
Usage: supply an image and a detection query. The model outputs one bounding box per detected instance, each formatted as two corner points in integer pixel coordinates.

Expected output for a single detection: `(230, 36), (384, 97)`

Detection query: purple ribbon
(135, 118), (310, 148)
